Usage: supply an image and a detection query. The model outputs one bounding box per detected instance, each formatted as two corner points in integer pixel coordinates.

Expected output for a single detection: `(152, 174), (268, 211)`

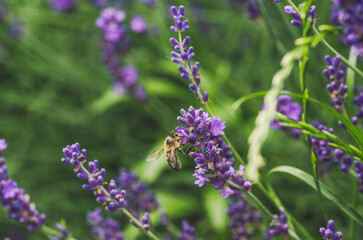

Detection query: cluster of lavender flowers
(47, 0), (77, 12)
(331, 0), (363, 57)
(96, 7), (147, 100)
(323, 55), (349, 116)
(311, 121), (352, 174)
(50, 222), (70, 240)
(0, 140), (46, 231)
(87, 208), (124, 240)
(62, 143), (154, 232)
(227, 196), (262, 239)
(176, 106), (251, 198)
(270, 95), (302, 138)
(354, 161), (363, 194)
(116, 169), (159, 218)
(178, 221), (196, 240)
(169, 6), (209, 104)
(283, 4), (316, 27)
(0, 1), (23, 39)
(227, 0), (261, 19)
(319, 220), (342, 240)
(354, 91), (363, 125)
(323, 55), (363, 127)
(264, 208), (289, 239)
(62, 143), (127, 212)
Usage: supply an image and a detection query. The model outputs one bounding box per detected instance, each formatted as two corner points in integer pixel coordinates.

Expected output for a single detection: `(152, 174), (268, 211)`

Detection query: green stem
(349, 178), (359, 240)
(79, 165), (160, 240)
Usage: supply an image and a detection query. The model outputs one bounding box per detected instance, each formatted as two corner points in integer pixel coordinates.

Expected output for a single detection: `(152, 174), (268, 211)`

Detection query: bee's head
(169, 131), (179, 139)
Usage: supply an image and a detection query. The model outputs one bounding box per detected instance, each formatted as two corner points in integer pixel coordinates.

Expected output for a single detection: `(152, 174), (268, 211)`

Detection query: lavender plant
(2, 0), (363, 239)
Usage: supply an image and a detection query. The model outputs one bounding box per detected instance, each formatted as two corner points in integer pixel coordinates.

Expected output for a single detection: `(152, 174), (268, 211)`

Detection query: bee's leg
(179, 146), (194, 155)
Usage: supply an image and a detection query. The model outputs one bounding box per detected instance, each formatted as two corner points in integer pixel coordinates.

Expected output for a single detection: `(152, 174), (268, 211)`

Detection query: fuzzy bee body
(146, 131), (183, 171)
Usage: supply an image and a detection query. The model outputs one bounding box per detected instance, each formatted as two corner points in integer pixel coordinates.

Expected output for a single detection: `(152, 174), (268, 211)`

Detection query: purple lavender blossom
(97, 15), (147, 101)
(50, 222), (70, 240)
(48, 0), (77, 13)
(176, 106), (251, 198)
(0, 179), (46, 230)
(246, 1), (261, 19)
(354, 161), (363, 194)
(87, 208), (124, 240)
(141, 212), (150, 231)
(0, 140), (46, 230)
(331, 0), (363, 57)
(319, 220), (342, 240)
(264, 208), (289, 239)
(62, 143), (127, 212)
(116, 169), (159, 218)
(130, 15), (147, 34)
(228, 196), (263, 239)
(8, 18), (24, 39)
(227, 0), (261, 20)
(0, 139), (7, 155)
(96, 7), (126, 43)
(284, 5), (316, 27)
(178, 221), (196, 240)
(121, 65), (138, 86)
(141, 0), (156, 8)
(354, 91), (363, 124)
(270, 95), (302, 138)
(170, 6), (208, 104)
(311, 122), (352, 174)
(324, 55), (349, 116)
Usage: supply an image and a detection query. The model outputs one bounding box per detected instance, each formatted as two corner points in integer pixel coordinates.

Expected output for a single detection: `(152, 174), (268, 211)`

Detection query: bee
(146, 131), (188, 171)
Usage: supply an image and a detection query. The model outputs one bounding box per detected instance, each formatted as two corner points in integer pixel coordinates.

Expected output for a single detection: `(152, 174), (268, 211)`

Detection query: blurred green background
(0, 0), (362, 239)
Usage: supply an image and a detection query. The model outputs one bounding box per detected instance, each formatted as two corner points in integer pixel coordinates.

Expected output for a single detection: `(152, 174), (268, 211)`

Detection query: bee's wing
(167, 148), (182, 171)
(146, 145), (165, 162)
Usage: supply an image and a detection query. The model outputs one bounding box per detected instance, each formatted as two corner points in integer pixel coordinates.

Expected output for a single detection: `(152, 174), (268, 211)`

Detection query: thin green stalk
(311, 150), (329, 222)
(79, 165), (160, 240)
(349, 179), (359, 240)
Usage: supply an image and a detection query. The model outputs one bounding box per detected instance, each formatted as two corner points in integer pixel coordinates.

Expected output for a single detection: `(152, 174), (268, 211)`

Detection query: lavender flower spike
(331, 0), (363, 57)
(176, 106), (251, 198)
(178, 221), (196, 240)
(87, 208), (124, 240)
(0, 140), (46, 230)
(228, 196), (262, 239)
(354, 161), (363, 194)
(170, 5), (208, 104)
(284, 4), (316, 27)
(48, 0), (77, 13)
(116, 169), (159, 218)
(319, 220), (342, 240)
(264, 208), (289, 239)
(62, 143), (127, 212)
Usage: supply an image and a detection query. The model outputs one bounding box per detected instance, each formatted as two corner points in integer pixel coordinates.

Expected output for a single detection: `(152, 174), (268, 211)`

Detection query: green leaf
(267, 166), (363, 226)
(346, 47), (357, 118)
